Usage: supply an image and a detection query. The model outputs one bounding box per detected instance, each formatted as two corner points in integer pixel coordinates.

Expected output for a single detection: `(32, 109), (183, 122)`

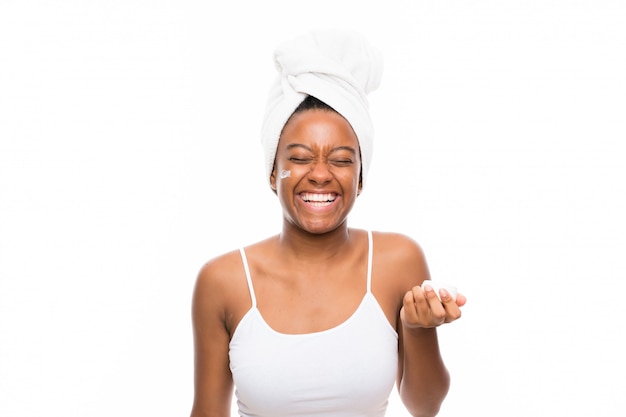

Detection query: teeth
(301, 193), (336, 203)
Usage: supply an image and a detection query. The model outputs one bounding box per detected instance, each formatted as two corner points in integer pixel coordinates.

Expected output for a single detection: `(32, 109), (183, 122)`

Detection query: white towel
(260, 30), (384, 190)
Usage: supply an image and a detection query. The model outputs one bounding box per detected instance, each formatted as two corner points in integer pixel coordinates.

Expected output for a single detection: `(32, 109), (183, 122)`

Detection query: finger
(401, 290), (419, 324)
(439, 289), (463, 321)
(417, 285), (446, 324)
(411, 285), (433, 318)
(439, 288), (455, 304)
(455, 293), (467, 307)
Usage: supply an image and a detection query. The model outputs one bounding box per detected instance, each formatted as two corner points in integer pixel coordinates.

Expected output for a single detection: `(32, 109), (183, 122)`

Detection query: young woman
(190, 30), (465, 417)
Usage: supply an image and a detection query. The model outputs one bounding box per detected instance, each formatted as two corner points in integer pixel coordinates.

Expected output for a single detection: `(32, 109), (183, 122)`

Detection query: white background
(1, 1), (625, 416)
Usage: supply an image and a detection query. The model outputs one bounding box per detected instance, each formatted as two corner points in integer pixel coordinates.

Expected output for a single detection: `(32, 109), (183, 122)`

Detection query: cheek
(338, 164), (361, 183)
(280, 163), (307, 179)
(278, 169), (291, 180)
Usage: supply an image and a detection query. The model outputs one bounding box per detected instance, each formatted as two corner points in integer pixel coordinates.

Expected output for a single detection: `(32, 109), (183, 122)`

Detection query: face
(270, 109), (362, 235)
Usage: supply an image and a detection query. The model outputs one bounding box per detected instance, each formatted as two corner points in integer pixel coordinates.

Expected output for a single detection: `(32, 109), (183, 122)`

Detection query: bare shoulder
(194, 250), (244, 295)
(192, 237), (277, 332)
(372, 231), (430, 287)
(372, 231), (427, 265)
(192, 249), (248, 325)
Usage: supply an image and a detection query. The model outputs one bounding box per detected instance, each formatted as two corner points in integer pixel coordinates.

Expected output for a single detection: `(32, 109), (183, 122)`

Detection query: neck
(278, 220), (353, 262)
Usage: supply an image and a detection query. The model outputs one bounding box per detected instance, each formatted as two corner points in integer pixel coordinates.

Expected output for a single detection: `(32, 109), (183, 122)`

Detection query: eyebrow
(286, 143), (357, 155)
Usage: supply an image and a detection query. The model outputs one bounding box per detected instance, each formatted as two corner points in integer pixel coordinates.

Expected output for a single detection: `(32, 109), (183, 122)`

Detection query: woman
(190, 30), (466, 417)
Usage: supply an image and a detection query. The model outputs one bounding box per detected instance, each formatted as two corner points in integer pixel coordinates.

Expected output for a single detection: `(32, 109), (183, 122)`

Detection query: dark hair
(279, 96), (335, 140)
(293, 95), (336, 114)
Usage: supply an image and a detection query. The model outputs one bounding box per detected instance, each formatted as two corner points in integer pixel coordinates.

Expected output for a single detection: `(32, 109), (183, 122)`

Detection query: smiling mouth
(300, 192), (337, 207)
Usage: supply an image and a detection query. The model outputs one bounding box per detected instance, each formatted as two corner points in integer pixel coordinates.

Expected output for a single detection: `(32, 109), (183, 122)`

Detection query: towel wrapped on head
(260, 30), (384, 190)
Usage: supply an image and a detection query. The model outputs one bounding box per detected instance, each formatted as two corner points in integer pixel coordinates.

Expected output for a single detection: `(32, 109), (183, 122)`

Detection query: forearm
(398, 327), (450, 417)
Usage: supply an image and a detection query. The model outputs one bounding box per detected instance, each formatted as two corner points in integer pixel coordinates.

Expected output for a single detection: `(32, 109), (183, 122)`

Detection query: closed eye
(288, 157), (312, 164)
(330, 159), (353, 167)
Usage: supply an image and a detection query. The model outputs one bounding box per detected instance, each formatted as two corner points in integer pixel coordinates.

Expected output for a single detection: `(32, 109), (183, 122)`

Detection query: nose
(308, 160), (332, 185)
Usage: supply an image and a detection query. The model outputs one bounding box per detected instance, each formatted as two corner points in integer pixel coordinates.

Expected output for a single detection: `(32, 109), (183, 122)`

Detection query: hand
(400, 283), (466, 329)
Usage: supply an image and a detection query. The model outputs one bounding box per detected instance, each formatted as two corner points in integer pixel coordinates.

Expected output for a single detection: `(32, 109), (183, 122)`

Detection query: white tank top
(229, 231), (399, 417)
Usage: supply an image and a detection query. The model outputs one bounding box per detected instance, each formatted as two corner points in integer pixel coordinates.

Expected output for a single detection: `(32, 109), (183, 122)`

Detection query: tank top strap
(239, 248), (257, 308)
(367, 230), (373, 293)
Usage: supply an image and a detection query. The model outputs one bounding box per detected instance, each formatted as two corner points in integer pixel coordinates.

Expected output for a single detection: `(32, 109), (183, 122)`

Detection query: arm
(190, 260), (234, 417)
(395, 239), (465, 417)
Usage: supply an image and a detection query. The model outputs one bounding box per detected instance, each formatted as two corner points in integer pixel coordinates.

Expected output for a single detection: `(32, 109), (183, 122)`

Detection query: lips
(299, 192), (337, 207)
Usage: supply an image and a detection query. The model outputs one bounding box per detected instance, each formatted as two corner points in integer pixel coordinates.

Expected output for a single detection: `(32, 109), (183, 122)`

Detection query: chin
(301, 220), (347, 235)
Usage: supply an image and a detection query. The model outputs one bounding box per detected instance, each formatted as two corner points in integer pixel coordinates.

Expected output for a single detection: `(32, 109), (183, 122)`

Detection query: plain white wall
(1, 1), (625, 416)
